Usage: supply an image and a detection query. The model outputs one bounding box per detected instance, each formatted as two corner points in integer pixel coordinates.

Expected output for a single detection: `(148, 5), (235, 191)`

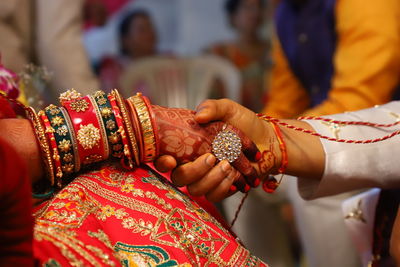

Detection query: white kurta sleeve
(298, 101), (400, 199)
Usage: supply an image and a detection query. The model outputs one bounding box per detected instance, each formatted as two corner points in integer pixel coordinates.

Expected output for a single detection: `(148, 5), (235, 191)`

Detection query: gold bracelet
(128, 93), (156, 162)
(112, 89), (140, 166)
(26, 107), (56, 185)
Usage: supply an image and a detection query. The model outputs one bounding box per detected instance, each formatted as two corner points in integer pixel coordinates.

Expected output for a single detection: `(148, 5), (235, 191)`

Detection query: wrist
(255, 120), (282, 175)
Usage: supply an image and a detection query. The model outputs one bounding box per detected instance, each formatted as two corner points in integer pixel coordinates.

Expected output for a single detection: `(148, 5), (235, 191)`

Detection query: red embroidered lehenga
(0, 63), (267, 266)
(33, 165), (266, 266)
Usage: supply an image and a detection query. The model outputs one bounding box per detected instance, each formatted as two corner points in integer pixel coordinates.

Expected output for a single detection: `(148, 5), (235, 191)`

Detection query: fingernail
(255, 152), (262, 161)
(221, 161), (231, 173)
(244, 184), (251, 193)
(205, 154), (216, 166)
(229, 185), (237, 192)
(253, 178), (260, 187)
(226, 170), (235, 181)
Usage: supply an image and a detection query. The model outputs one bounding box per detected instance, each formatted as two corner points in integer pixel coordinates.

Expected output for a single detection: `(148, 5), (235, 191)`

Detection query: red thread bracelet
(262, 121), (288, 193)
(257, 114), (400, 144)
(297, 115), (400, 128)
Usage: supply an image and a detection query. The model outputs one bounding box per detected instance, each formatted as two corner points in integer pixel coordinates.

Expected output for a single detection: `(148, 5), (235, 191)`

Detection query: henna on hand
(152, 105), (260, 191)
(257, 138), (279, 175)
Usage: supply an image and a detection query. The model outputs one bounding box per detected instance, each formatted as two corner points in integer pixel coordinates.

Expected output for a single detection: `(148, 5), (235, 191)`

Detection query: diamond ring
(212, 125), (242, 163)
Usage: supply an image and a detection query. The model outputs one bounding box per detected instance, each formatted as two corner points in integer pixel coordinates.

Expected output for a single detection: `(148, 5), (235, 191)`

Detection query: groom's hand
(154, 99), (277, 202)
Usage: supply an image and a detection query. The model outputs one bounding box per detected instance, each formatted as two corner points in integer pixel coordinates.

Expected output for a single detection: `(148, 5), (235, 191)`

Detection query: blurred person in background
(208, 0), (269, 112)
(83, 0), (128, 30)
(98, 10), (158, 90)
(84, 0), (108, 30)
(0, 0), (99, 100)
(261, 0), (400, 266)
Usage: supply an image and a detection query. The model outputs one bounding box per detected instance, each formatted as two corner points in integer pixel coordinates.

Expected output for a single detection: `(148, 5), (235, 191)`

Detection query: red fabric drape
(0, 138), (33, 267)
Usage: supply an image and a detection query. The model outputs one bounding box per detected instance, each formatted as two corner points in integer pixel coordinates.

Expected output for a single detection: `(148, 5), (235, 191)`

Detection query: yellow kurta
(262, 0), (400, 118)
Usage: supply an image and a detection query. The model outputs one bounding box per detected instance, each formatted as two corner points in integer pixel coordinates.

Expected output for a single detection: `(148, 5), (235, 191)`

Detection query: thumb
(195, 99), (244, 124)
(195, 99), (263, 139)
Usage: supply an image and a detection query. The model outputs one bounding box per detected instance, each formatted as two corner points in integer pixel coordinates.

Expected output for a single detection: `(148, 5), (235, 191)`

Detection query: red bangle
(26, 107), (55, 186)
(108, 93), (135, 168)
(62, 96), (105, 166)
(88, 95), (110, 159)
(112, 89), (140, 166)
(39, 110), (63, 186)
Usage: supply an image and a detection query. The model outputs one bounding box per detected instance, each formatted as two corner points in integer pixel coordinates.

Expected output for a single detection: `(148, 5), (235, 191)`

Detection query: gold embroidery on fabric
(87, 229), (114, 250)
(34, 166), (264, 266)
(35, 225), (99, 266)
(86, 245), (116, 266)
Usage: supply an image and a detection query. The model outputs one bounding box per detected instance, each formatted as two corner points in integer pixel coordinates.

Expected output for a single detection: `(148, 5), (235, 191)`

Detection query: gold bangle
(26, 107), (56, 185)
(112, 89), (140, 166)
(88, 95), (110, 160)
(128, 93), (156, 162)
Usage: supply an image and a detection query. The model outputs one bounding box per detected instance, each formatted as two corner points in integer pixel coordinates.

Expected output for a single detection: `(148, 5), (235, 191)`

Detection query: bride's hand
(152, 104), (263, 193)
(154, 99), (282, 202)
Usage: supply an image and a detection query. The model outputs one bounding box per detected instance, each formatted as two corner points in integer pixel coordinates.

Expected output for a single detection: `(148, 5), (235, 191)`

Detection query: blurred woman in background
(99, 10), (158, 90)
(209, 0), (269, 112)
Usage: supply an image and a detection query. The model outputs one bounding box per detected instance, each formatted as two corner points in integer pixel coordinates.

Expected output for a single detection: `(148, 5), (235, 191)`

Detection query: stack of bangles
(28, 89), (158, 196)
